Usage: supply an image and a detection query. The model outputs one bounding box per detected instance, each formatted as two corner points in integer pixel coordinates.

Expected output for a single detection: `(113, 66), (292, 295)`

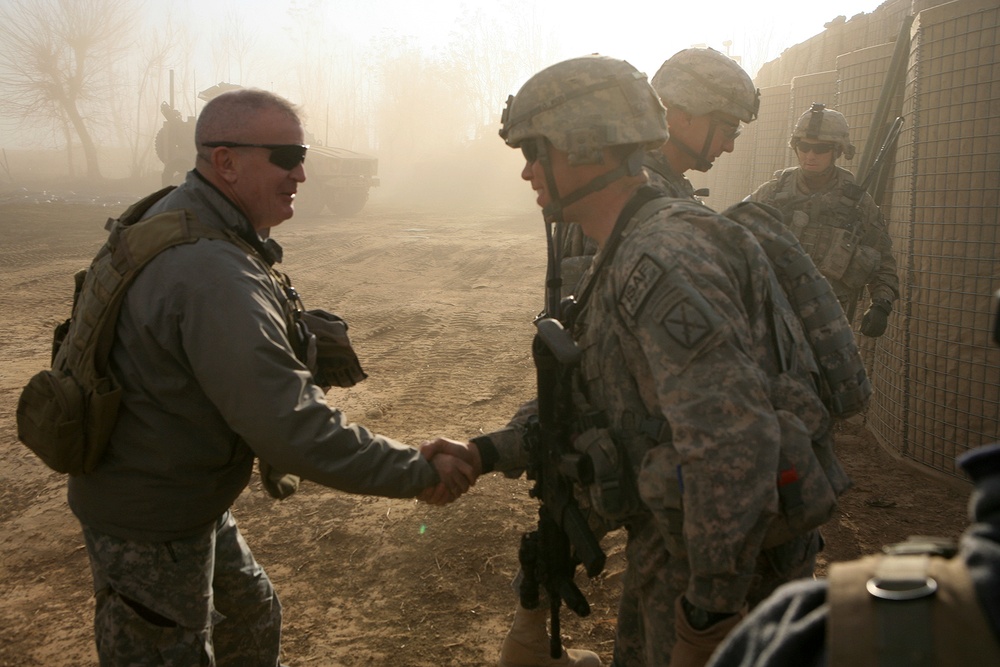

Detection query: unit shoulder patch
(662, 298), (713, 349)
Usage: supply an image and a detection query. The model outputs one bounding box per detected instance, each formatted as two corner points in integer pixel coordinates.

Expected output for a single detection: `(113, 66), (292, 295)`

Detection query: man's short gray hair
(195, 89), (302, 147)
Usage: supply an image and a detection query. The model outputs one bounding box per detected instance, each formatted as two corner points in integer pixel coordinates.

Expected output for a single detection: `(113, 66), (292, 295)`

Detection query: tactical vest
(15, 187), (302, 476)
(566, 193), (862, 534)
(829, 537), (1000, 667)
(766, 167), (881, 298)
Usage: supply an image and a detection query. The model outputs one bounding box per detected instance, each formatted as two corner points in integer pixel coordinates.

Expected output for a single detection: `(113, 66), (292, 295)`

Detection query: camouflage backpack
(721, 199), (872, 418)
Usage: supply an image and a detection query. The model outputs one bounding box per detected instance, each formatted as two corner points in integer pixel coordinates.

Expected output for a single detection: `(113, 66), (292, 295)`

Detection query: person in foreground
(707, 296), (1000, 666)
(428, 55), (850, 667)
(748, 103), (899, 331)
(66, 88), (473, 666)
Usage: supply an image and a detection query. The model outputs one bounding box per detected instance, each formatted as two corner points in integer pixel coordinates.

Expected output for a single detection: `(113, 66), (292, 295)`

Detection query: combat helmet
(499, 55), (667, 166)
(651, 47), (760, 123)
(790, 103), (856, 160)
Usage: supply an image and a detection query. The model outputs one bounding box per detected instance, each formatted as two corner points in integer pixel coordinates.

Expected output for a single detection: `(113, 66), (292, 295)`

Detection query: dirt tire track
(0, 200), (969, 666)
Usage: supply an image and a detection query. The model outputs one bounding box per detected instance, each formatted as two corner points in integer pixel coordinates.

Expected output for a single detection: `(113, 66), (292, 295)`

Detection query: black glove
(860, 299), (891, 337)
(297, 309), (368, 388)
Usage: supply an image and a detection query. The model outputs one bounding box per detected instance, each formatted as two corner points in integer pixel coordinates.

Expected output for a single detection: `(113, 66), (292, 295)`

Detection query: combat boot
(497, 603), (602, 667)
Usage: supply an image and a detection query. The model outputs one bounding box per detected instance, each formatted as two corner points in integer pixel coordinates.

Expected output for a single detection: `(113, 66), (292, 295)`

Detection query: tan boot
(497, 604), (602, 667)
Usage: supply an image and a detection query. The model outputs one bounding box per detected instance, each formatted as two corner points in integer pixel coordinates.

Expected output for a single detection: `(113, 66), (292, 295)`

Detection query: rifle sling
(568, 186), (673, 326)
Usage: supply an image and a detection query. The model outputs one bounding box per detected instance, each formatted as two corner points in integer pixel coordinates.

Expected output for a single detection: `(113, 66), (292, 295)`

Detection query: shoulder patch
(620, 254), (664, 318)
(662, 298), (713, 348)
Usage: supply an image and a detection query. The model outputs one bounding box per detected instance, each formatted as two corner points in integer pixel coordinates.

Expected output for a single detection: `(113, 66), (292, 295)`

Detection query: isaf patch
(620, 254), (664, 318)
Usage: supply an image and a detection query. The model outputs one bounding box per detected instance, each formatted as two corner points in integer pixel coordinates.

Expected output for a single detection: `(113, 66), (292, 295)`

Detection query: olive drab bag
(15, 186), (235, 474)
(16, 186), (369, 483)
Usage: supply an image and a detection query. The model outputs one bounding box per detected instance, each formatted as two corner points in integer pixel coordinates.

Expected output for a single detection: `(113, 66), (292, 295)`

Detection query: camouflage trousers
(611, 517), (821, 666)
(80, 510), (282, 667)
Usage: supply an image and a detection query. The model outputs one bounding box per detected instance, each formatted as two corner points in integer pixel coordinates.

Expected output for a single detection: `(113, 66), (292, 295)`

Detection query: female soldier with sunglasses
(747, 104), (899, 335)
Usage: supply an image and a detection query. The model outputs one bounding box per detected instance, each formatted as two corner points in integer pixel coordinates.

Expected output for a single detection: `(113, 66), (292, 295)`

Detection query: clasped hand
(417, 437), (483, 505)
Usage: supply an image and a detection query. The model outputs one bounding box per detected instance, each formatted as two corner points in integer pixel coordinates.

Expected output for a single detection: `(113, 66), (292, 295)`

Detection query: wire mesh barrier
(699, 0), (1000, 481)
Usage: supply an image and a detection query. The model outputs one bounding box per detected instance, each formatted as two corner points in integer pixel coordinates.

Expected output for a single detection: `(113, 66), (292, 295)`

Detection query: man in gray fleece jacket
(67, 88), (474, 666)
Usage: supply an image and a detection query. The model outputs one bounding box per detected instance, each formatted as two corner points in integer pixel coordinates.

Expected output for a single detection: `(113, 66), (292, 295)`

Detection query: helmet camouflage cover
(651, 47), (760, 123)
(499, 55), (668, 165)
(790, 103), (856, 160)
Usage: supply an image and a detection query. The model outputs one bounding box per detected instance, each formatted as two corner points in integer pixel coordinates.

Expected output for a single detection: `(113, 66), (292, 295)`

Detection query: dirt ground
(0, 194), (973, 666)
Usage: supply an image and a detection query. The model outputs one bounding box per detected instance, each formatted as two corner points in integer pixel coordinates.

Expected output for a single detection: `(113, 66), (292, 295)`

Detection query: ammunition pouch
(816, 228), (879, 289)
(572, 426), (642, 526)
(258, 459), (300, 500)
(295, 309), (367, 389)
(261, 309), (367, 500)
(762, 408), (839, 548)
(788, 210), (810, 238)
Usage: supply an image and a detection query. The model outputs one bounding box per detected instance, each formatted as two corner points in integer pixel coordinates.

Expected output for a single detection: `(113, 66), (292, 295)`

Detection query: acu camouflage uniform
(83, 511), (280, 667)
(557, 149), (701, 297)
(642, 150), (698, 200)
(750, 165), (899, 317)
(487, 189), (851, 666)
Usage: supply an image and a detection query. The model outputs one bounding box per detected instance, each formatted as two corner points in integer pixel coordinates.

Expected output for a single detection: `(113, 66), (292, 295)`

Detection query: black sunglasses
(201, 142), (308, 170)
(521, 140), (539, 163)
(797, 141), (834, 155)
(710, 114), (742, 141)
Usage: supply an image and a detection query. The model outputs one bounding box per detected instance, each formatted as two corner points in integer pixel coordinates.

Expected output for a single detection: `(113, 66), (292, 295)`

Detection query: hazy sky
(0, 0), (886, 152)
(198, 0), (886, 79)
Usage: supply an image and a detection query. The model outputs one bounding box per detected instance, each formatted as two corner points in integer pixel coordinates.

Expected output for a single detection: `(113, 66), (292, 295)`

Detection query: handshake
(416, 437), (484, 505)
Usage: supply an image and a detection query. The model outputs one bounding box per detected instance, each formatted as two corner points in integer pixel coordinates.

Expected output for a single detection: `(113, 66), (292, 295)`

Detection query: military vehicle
(154, 75), (379, 217)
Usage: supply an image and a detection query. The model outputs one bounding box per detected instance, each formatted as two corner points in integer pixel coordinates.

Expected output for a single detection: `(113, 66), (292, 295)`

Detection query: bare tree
(105, 16), (188, 179)
(446, 4), (556, 133)
(210, 8), (260, 85)
(0, 0), (139, 179)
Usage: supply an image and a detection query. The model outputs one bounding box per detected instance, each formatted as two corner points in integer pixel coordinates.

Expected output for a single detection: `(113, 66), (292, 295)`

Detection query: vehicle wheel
(328, 189), (369, 217)
(154, 126), (169, 164)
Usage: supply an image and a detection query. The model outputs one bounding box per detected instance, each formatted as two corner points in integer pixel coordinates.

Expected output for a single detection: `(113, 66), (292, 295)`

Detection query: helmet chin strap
(540, 147), (645, 222)
(668, 116), (721, 172)
(536, 144), (645, 316)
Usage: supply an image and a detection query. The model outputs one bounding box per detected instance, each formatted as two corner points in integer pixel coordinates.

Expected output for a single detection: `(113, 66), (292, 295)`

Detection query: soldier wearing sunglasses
(67, 88), (475, 666)
(748, 104), (899, 334)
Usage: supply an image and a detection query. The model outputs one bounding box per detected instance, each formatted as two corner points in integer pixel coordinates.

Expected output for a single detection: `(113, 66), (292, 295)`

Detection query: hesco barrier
(691, 0), (1000, 482)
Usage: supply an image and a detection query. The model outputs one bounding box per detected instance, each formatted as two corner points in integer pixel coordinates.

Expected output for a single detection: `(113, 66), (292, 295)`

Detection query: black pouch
(298, 309), (367, 388)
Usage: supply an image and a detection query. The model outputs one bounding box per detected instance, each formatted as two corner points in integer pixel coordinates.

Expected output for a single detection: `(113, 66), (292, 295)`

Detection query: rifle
(842, 116), (904, 322)
(859, 116), (904, 197)
(518, 222), (606, 660)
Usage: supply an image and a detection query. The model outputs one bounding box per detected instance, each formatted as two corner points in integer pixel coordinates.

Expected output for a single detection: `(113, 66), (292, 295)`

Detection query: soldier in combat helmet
(646, 46), (760, 194)
(559, 47), (760, 300)
(426, 54), (849, 667)
(748, 104), (900, 333)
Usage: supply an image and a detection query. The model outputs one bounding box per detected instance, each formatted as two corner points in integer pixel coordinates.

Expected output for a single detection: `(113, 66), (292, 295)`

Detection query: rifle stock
(520, 315), (607, 659)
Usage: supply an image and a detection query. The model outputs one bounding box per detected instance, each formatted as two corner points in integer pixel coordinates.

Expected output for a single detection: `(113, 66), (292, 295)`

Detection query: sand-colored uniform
(749, 166), (898, 316)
